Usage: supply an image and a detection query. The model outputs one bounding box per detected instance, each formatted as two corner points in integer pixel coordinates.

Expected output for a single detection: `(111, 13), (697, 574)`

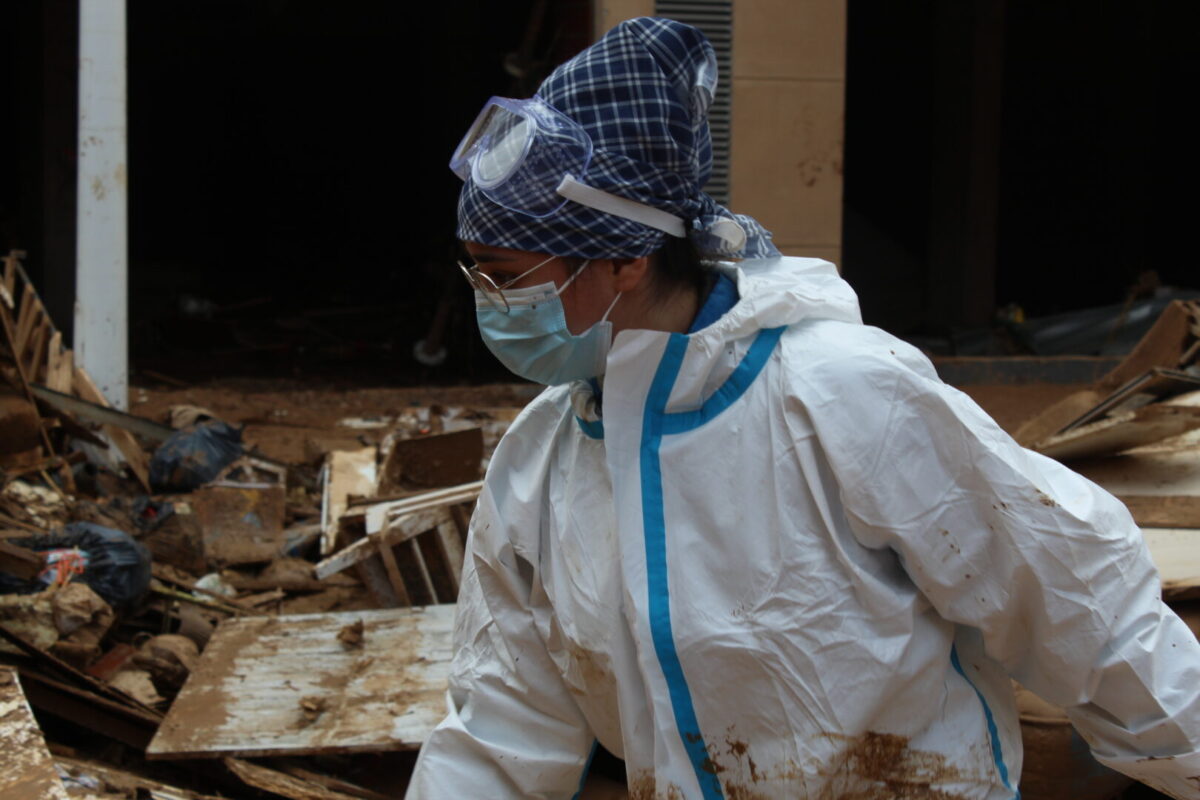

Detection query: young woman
(407, 18), (1200, 799)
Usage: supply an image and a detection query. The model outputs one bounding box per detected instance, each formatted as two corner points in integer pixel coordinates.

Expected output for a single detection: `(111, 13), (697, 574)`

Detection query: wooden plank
(44, 332), (73, 394)
(354, 559), (401, 608)
(1037, 405), (1200, 461)
(23, 314), (48, 384)
(365, 481), (482, 534)
(0, 668), (72, 800)
(1119, 496), (1200, 529)
(1, 252), (16, 298)
(12, 284), (36, 358)
(73, 365), (151, 491)
(406, 540), (438, 604)
(0, 300), (56, 459)
(374, 541), (411, 608)
(321, 448), (377, 557)
(434, 519), (465, 593)
(276, 763), (395, 800)
(15, 668), (158, 751)
(1143, 529), (1200, 597)
(54, 756), (230, 800)
(0, 541), (46, 581)
(223, 757), (364, 800)
(314, 508), (450, 579)
(146, 605), (456, 759)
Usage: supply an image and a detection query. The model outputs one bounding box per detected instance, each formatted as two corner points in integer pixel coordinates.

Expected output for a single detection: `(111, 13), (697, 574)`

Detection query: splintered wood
(146, 604), (456, 759)
(0, 668), (71, 800)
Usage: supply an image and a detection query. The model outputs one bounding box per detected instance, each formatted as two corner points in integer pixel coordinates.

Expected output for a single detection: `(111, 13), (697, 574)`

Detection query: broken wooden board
(147, 604), (455, 759)
(73, 365), (152, 491)
(192, 484), (287, 567)
(363, 480), (482, 535)
(1119, 496), (1200, 529)
(1036, 405), (1200, 461)
(0, 668), (71, 800)
(0, 540), (45, 580)
(377, 427), (483, 494)
(1143, 529), (1200, 598)
(320, 447), (377, 557)
(315, 507), (452, 579)
(55, 755), (230, 800)
(223, 757), (366, 800)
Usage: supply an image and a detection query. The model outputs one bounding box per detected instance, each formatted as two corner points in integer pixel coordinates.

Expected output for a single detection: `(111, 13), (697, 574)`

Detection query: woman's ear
(610, 256), (651, 292)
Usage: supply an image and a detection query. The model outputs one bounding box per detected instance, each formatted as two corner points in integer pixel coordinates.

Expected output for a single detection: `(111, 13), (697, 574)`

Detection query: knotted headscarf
(457, 17), (779, 260)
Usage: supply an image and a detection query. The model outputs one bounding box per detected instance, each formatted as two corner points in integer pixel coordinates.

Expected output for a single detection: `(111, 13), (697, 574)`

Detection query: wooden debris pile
(1015, 300), (1200, 541)
(0, 250), (534, 800)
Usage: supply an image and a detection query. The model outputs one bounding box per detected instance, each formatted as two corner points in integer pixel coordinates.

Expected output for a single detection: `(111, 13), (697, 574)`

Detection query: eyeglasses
(458, 253), (558, 314)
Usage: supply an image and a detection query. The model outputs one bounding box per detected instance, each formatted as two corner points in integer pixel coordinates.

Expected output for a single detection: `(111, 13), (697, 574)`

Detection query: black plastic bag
(149, 419), (243, 492)
(0, 522), (152, 610)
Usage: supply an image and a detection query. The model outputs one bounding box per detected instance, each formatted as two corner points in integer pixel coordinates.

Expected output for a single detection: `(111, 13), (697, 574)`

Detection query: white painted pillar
(75, 0), (128, 410)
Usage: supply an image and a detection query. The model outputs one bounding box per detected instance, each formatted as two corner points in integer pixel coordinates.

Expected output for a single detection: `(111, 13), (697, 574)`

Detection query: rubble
(0, 250), (527, 797)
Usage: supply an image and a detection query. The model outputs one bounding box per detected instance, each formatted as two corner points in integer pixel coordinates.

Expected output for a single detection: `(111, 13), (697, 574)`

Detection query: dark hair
(648, 235), (709, 301)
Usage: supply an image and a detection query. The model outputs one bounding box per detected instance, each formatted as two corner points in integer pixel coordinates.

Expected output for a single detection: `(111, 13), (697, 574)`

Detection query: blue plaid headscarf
(457, 17), (779, 260)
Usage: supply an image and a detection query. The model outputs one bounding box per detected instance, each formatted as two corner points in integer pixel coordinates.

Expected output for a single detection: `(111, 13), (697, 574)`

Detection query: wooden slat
(1120, 496), (1200, 529)
(146, 606), (456, 759)
(23, 314), (48, 383)
(365, 481), (482, 534)
(1, 252), (16, 297)
(353, 559), (402, 608)
(0, 300), (56, 459)
(72, 366), (151, 491)
(44, 332), (73, 394)
(407, 539), (438, 603)
(223, 758), (364, 800)
(434, 519), (464, 593)
(0, 541), (46, 581)
(1038, 405), (1200, 461)
(12, 284), (36, 357)
(1144, 529), (1200, 597)
(0, 668), (72, 800)
(375, 541), (412, 608)
(314, 508), (451, 579)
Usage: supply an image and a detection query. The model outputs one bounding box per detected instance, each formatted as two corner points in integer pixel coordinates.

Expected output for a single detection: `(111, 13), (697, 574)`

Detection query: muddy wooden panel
(147, 604), (456, 759)
(0, 668), (71, 800)
(377, 428), (483, 494)
(192, 485), (287, 567)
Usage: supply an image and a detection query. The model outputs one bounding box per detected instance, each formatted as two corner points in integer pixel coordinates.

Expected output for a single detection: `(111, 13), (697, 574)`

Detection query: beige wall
(596, 1), (846, 266)
(732, 1), (845, 265)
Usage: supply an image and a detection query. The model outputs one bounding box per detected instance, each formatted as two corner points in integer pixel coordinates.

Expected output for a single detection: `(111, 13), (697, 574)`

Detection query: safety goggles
(450, 96), (686, 237)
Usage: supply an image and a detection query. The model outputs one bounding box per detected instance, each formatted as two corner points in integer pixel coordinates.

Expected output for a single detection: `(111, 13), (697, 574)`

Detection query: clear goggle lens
(449, 96), (593, 218)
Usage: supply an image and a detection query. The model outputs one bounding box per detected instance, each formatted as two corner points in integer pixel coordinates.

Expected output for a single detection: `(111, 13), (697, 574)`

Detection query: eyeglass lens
(458, 261), (510, 313)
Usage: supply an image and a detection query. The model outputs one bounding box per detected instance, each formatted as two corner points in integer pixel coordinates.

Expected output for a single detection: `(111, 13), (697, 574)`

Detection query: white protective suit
(408, 257), (1200, 799)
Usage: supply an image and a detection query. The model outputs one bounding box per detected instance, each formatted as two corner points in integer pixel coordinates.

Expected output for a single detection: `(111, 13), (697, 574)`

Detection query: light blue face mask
(475, 260), (621, 385)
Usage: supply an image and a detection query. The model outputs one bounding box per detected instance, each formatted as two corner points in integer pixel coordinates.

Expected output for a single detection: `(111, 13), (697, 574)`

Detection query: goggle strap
(557, 175), (686, 238)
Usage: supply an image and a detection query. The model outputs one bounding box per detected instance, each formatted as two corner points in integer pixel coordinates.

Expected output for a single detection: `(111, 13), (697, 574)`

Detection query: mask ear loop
(553, 259), (592, 296)
(557, 259), (621, 321)
(600, 290), (621, 322)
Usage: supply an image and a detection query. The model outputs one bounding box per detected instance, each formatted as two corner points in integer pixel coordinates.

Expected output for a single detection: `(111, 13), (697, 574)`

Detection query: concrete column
(75, 0), (128, 409)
